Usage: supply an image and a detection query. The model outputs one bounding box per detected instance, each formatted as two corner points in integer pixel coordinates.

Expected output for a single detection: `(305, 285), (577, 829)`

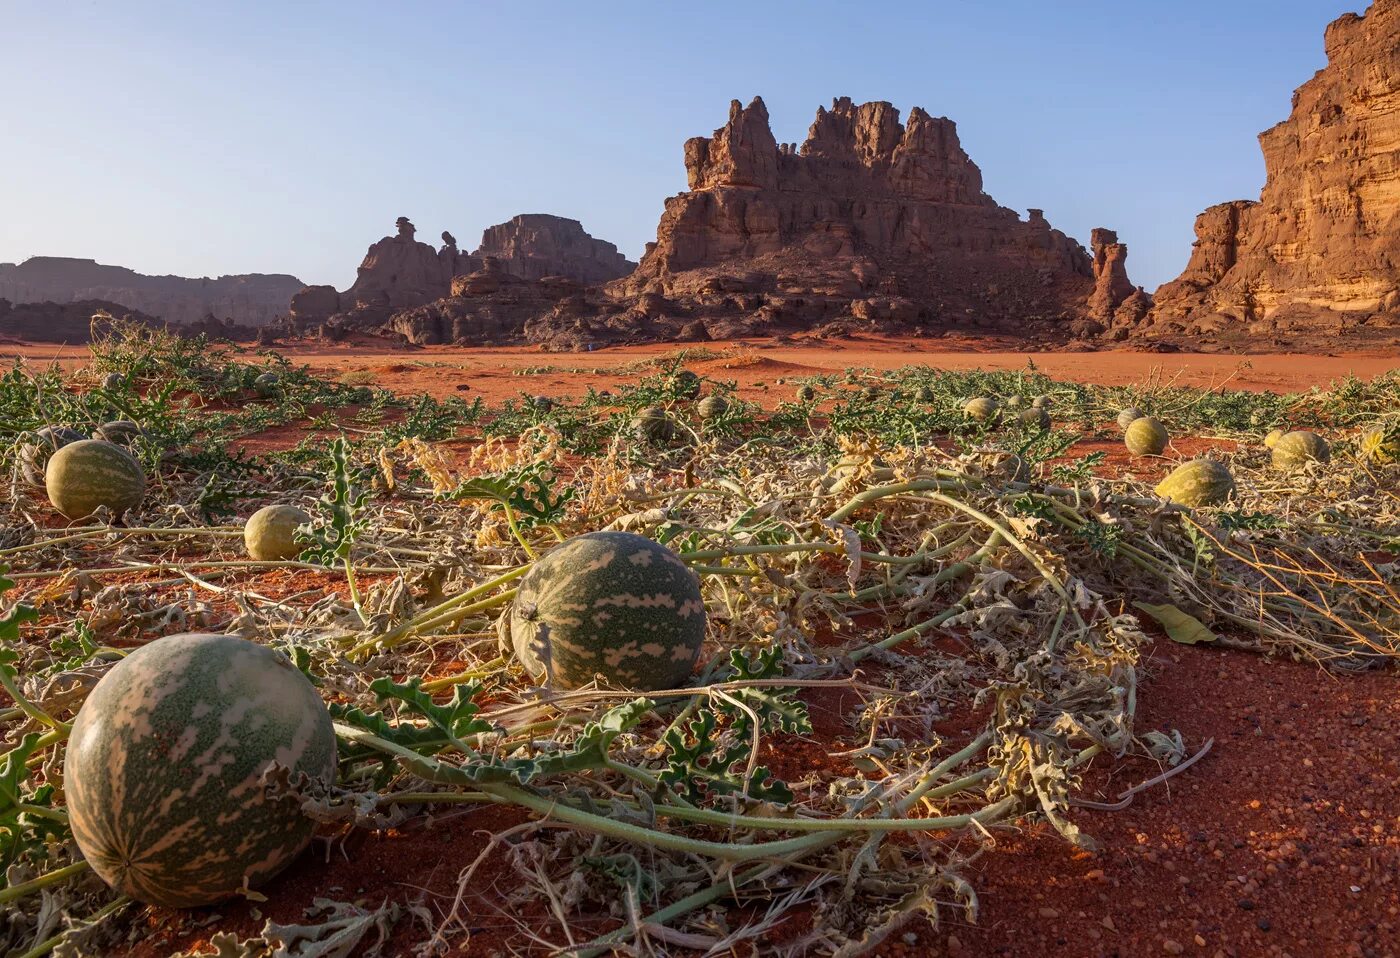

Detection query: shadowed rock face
(288, 215), (632, 329)
(0, 257), (303, 326)
(1148, 0), (1400, 340)
(476, 215), (635, 284)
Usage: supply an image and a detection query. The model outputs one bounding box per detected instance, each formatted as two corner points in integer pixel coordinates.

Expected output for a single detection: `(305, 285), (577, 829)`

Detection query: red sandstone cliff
(1147, 0), (1400, 343)
(622, 96), (1116, 334)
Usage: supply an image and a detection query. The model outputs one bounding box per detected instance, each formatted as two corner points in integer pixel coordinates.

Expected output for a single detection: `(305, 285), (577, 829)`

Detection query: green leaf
(1133, 602), (1219, 645)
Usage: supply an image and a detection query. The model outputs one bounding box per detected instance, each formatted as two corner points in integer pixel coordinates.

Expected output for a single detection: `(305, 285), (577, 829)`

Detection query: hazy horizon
(1, 0), (1360, 293)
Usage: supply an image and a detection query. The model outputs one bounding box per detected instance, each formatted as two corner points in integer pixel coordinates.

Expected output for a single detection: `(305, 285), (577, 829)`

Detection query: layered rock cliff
(623, 96), (1111, 332)
(1147, 0), (1400, 341)
(477, 215), (634, 283)
(0, 257), (304, 326)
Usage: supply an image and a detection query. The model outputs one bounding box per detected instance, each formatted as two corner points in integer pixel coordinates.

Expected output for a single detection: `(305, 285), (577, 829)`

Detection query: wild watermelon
(1124, 417), (1169, 456)
(1117, 407), (1146, 430)
(509, 531), (706, 690)
(65, 633), (336, 907)
(1154, 459), (1235, 507)
(963, 397), (1000, 423)
(253, 372), (281, 398)
(1271, 430), (1330, 470)
(245, 504), (311, 561)
(634, 406), (677, 443)
(1018, 407), (1050, 431)
(674, 370), (702, 399)
(697, 395), (729, 420)
(1264, 428), (1286, 449)
(94, 420), (145, 447)
(796, 384), (817, 402)
(45, 439), (146, 519)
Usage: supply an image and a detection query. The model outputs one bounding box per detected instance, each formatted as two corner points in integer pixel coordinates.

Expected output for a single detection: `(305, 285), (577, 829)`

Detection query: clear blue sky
(0, 0), (1359, 292)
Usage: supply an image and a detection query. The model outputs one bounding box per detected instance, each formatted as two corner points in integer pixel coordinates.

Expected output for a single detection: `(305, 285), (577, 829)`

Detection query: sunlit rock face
(1150, 0), (1400, 337)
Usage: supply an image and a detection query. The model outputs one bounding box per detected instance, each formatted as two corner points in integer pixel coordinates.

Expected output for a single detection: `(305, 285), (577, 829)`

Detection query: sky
(0, 0), (1361, 292)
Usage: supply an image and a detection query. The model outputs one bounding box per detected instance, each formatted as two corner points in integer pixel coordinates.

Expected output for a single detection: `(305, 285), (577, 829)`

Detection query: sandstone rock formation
(477, 214), (634, 283)
(0, 257), (303, 326)
(622, 96), (1107, 333)
(1147, 0), (1400, 343)
(289, 214), (632, 331)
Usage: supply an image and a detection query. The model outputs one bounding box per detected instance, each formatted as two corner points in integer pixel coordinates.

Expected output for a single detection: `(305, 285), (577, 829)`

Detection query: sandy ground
(19, 335), (1399, 957)
(4, 334), (1396, 405)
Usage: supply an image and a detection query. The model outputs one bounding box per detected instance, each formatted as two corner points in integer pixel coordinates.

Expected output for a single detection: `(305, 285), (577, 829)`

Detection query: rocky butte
(619, 95), (1139, 340)
(1145, 0), (1400, 346)
(289, 214), (634, 335)
(0, 256), (304, 326)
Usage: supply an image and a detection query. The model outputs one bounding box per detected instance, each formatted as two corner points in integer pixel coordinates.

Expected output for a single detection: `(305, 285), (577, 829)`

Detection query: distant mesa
(1145, 0), (1400, 345)
(0, 256), (304, 327)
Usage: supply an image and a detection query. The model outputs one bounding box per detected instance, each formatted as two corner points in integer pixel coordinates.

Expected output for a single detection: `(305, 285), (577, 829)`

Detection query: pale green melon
(94, 420), (144, 447)
(673, 370), (702, 399)
(1004, 395), (1025, 411)
(634, 406), (677, 443)
(510, 531), (706, 690)
(1154, 459), (1235, 507)
(1018, 407), (1050, 430)
(245, 504), (311, 561)
(697, 395), (729, 420)
(1117, 407), (1146, 431)
(1271, 431), (1330, 470)
(964, 397), (1000, 423)
(1031, 395), (1051, 409)
(102, 372), (125, 391)
(1124, 417), (1169, 456)
(253, 372), (281, 398)
(65, 633), (335, 907)
(45, 439), (146, 520)
(915, 385), (935, 403)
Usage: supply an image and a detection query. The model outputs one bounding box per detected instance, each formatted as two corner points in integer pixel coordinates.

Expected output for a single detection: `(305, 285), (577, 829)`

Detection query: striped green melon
(963, 397), (1000, 423)
(1264, 428), (1286, 449)
(1124, 417), (1169, 456)
(697, 395), (729, 420)
(510, 531), (706, 690)
(914, 385), (935, 403)
(94, 420), (145, 447)
(102, 372), (125, 391)
(19, 425), (85, 486)
(1360, 424), (1400, 464)
(634, 406), (677, 443)
(1154, 459), (1235, 507)
(253, 372), (281, 398)
(65, 633), (336, 907)
(673, 370), (702, 399)
(1018, 407), (1050, 431)
(245, 504), (311, 561)
(1271, 430), (1330, 470)
(45, 439), (146, 520)
(796, 384), (817, 402)
(1117, 407), (1146, 430)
